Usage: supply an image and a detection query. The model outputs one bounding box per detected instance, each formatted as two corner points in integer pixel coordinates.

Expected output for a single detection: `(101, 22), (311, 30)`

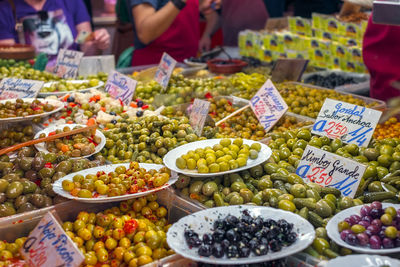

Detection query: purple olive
(371, 219), (382, 228)
(396, 209), (400, 217)
(370, 208), (383, 219)
(356, 233), (370, 246)
(345, 233), (357, 246)
(360, 205), (372, 217)
(371, 201), (382, 210)
(362, 216), (372, 223)
(379, 230), (386, 239)
(382, 237), (394, 249)
(370, 235), (382, 249)
(350, 215), (362, 224)
(340, 229), (352, 241)
(367, 224), (380, 235)
(359, 220), (370, 228)
(365, 229), (373, 237)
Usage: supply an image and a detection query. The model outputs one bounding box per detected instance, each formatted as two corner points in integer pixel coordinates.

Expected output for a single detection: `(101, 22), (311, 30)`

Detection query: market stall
(0, 3), (400, 266)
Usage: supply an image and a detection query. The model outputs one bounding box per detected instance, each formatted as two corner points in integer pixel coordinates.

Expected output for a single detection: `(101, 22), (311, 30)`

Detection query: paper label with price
(296, 145), (366, 198)
(312, 98), (382, 147)
(189, 98), (210, 136)
(155, 52), (177, 90)
(20, 211), (84, 267)
(0, 78), (43, 100)
(250, 79), (288, 132)
(105, 71), (137, 106)
(54, 49), (84, 79)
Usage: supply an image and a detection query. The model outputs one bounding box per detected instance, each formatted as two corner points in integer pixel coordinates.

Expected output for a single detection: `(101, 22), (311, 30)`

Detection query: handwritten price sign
(20, 211), (84, 267)
(296, 145), (366, 198)
(189, 98), (210, 136)
(105, 71), (137, 106)
(0, 78), (43, 100)
(250, 79), (288, 132)
(155, 52), (177, 91)
(312, 98), (382, 147)
(54, 49), (84, 79)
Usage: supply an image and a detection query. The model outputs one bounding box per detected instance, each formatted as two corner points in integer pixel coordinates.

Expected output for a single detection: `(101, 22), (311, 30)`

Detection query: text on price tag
(296, 145), (366, 198)
(155, 52), (177, 90)
(250, 79), (288, 132)
(105, 71), (137, 106)
(312, 98), (382, 147)
(20, 211), (84, 267)
(54, 49), (84, 79)
(0, 78), (43, 100)
(190, 99), (210, 136)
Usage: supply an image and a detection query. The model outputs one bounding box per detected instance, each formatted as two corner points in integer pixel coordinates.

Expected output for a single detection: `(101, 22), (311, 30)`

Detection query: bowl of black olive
(166, 205), (315, 265)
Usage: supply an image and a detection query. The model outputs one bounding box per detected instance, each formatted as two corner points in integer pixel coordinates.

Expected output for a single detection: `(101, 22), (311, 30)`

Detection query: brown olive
(17, 202), (35, 213)
(30, 194), (45, 208)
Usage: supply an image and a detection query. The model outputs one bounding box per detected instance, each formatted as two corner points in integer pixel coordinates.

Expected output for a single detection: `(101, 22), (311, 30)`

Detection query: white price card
(250, 79), (288, 132)
(296, 145), (366, 198)
(312, 98), (382, 147)
(105, 71), (137, 106)
(189, 98), (210, 136)
(54, 49), (84, 79)
(155, 52), (177, 90)
(20, 211), (84, 267)
(0, 78), (43, 100)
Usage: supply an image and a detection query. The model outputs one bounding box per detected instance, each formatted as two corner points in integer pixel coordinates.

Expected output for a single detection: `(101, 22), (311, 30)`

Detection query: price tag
(312, 98), (382, 147)
(54, 49), (84, 79)
(155, 52), (177, 91)
(189, 99), (210, 136)
(0, 78), (43, 100)
(105, 71), (137, 106)
(20, 211), (84, 267)
(250, 79), (288, 132)
(271, 58), (309, 83)
(296, 145), (366, 198)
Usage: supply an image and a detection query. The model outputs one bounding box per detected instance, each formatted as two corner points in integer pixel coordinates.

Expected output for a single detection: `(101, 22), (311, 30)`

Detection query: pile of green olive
(0, 58), (30, 69)
(40, 126), (100, 157)
(0, 65), (59, 81)
(41, 79), (101, 93)
(101, 116), (216, 164)
(77, 71), (109, 83)
(135, 73), (263, 105)
(0, 148), (105, 218)
(277, 83), (380, 118)
(0, 125), (34, 148)
(230, 73), (267, 100)
(0, 99), (55, 119)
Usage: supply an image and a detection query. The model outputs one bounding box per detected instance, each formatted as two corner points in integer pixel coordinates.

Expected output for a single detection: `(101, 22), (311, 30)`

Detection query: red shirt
(363, 15), (400, 101)
(131, 0), (199, 66)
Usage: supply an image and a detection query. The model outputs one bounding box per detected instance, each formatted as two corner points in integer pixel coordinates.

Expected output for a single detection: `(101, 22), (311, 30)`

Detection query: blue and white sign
(155, 52), (177, 90)
(105, 71), (137, 106)
(0, 78), (43, 100)
(250, 79), (288, 132)
(296, 145), (366, 198)
(54, 49), (84, 79)
(312, 98), (382, 147)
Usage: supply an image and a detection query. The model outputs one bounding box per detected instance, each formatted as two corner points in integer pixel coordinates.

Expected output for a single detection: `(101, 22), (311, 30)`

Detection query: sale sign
(54, 49), (84, 79)
(105, 71), (137, 106)
(155, 52), (177, 90)
(312, 98), (382, 147)
(250, 79), (288, 132)
(0, 78), (43, 100)
(20, 211), (84, 267)
(296, 145), (366, 198)
(189, 98), (210, 136)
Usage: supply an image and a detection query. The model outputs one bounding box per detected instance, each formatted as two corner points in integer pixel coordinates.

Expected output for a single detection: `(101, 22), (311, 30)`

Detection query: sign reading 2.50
(312, 98), (382, 147)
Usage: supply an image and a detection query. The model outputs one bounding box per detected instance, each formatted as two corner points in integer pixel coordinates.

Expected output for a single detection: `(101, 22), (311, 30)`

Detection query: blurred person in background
(199, 0), (269, 50)
(129, 0), (220, 66)
(0, 0), (110, 65)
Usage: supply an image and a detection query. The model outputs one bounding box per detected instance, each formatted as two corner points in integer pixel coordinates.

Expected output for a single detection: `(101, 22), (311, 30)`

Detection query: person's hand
(200, 0), (221, 15)
(199, 34), (211, 52)
(93, 28), (110, 50)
